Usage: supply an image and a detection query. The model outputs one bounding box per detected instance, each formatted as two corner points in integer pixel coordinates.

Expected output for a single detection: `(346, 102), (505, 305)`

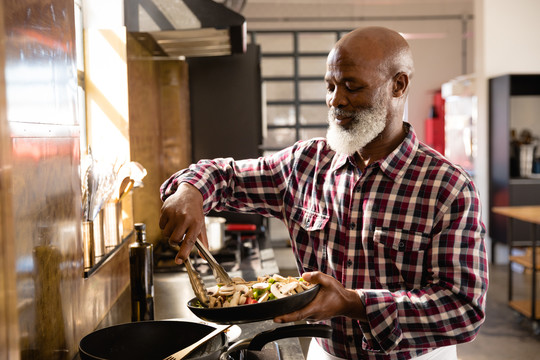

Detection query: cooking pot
(205, 217), (226, 253)
(79, 321), (332, 360)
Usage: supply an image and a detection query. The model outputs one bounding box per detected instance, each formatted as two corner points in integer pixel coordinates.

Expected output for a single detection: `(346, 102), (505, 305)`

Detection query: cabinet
(489, 74), (540, 261)
(187, 44), (264, 227)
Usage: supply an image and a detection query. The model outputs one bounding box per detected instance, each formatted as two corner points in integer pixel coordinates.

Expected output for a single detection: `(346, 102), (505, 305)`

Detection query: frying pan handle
(247, 324), (332, 351)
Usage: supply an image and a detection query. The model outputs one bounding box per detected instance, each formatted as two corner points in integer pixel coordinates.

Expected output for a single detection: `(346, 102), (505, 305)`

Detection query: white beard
(326, 101), (387, 155)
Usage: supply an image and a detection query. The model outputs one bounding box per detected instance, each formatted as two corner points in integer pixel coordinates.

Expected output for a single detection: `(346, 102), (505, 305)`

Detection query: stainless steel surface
(195, 239), (233, 285)
(103, 201), (122, 250)
(218, 337), (251, 360)
(275, 342), (283, 360)
(93, 210), (106, 259)
(162, 324), (231, 360)
(1, 0), (132, 357)
(82, 221), (96, 269)
(184, 256), (210, 305)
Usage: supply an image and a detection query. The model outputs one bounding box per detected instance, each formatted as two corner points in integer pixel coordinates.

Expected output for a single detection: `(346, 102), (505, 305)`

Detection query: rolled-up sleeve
(160, 144), (302, 218)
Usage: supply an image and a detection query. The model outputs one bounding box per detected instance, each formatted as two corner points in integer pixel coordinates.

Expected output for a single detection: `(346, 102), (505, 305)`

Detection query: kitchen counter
(76, 247), (307, 360)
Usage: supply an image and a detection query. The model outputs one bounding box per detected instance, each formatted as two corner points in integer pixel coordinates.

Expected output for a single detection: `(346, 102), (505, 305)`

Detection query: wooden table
(492, 205), (540, 331)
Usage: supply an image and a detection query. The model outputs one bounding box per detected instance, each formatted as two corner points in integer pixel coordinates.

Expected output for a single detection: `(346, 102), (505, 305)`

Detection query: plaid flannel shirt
(161, 124), (488, 359)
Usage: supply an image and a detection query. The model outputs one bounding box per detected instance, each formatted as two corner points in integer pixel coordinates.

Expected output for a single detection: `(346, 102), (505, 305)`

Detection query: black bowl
(187, 284), (320, 324)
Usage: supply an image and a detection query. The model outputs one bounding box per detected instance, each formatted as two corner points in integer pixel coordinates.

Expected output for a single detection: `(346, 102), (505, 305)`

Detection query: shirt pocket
(372, 227), (430, 290)
(290, 205), (329, 272)
(290, 205), (329, 231)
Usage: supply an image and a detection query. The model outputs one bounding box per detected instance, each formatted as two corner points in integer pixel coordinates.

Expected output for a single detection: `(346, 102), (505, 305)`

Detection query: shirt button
(347, 335), (354, 343)
(347, 259), (353, 267)
(349, 222), (356, 230)
(398, 241), (405, 249)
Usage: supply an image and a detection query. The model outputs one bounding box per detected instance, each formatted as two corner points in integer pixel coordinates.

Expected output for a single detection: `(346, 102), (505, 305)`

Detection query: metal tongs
(176, 239), (233, 306)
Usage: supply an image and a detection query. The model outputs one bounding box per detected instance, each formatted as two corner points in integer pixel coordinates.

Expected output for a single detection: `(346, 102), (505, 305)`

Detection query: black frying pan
(187, 284), (320, 324)
(79, 320), (332, 360)
(79, 320), (227, 360)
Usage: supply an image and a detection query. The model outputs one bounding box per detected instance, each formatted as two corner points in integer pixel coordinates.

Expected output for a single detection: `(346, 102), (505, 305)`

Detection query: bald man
(160, 27), (487, 360)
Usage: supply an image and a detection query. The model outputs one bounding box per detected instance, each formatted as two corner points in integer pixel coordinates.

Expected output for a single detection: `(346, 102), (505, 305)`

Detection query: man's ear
(392, 72), (409, 98)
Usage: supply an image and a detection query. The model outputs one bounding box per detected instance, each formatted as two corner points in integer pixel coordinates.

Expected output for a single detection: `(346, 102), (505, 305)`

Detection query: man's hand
(273, 272), (367, 323)
(159, 183), (206, 264)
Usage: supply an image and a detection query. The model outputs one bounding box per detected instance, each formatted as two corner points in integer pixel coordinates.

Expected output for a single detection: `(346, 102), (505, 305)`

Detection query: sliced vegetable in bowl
(187, 274), (320, 324)
(204, 274), (315, 309)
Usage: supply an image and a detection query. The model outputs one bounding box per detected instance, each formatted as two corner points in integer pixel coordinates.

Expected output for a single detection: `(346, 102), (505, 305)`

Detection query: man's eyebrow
(325, 76), (359, 83)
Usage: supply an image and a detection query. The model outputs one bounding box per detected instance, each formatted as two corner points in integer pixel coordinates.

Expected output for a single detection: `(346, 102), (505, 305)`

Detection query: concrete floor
(272, 244), (540, 359)
(457, 263), (540, 359)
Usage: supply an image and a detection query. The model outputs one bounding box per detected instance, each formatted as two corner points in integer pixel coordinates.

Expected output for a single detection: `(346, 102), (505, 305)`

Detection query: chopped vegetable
(203, 274), (314, 309)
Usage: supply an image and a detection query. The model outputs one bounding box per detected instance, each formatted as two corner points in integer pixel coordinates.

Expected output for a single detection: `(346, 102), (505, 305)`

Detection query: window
(250, 30), (350, 154)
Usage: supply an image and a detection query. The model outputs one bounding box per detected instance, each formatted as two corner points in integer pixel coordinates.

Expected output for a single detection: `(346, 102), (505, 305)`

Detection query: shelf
(509, 255), (540, 270)
(84, 231), (133, 278)
(510, 177), (540, 185)
(509, 300), (540, 320)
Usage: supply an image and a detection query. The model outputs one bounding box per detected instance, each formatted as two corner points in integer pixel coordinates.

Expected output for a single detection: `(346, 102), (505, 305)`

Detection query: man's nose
(327, 87), (347, 108)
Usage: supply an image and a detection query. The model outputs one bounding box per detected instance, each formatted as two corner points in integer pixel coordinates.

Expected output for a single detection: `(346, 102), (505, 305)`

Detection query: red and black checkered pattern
(161, 123), (488, 360)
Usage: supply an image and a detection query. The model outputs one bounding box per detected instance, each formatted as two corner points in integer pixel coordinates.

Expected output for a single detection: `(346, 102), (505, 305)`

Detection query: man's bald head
(331, 26), (414, 86)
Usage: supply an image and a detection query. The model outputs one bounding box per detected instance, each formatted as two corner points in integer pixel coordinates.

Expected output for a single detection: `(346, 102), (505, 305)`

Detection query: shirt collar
(328, 122), (418, 180)
(329, 152), (351, 173)
(378, 122), (417, 180)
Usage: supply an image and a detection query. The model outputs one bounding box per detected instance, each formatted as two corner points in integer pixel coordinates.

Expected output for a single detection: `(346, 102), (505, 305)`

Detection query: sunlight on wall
(84, 27), (130, 165)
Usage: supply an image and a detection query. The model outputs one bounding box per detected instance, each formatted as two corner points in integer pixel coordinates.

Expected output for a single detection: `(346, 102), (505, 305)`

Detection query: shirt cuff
(357, 289), (403, 354)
